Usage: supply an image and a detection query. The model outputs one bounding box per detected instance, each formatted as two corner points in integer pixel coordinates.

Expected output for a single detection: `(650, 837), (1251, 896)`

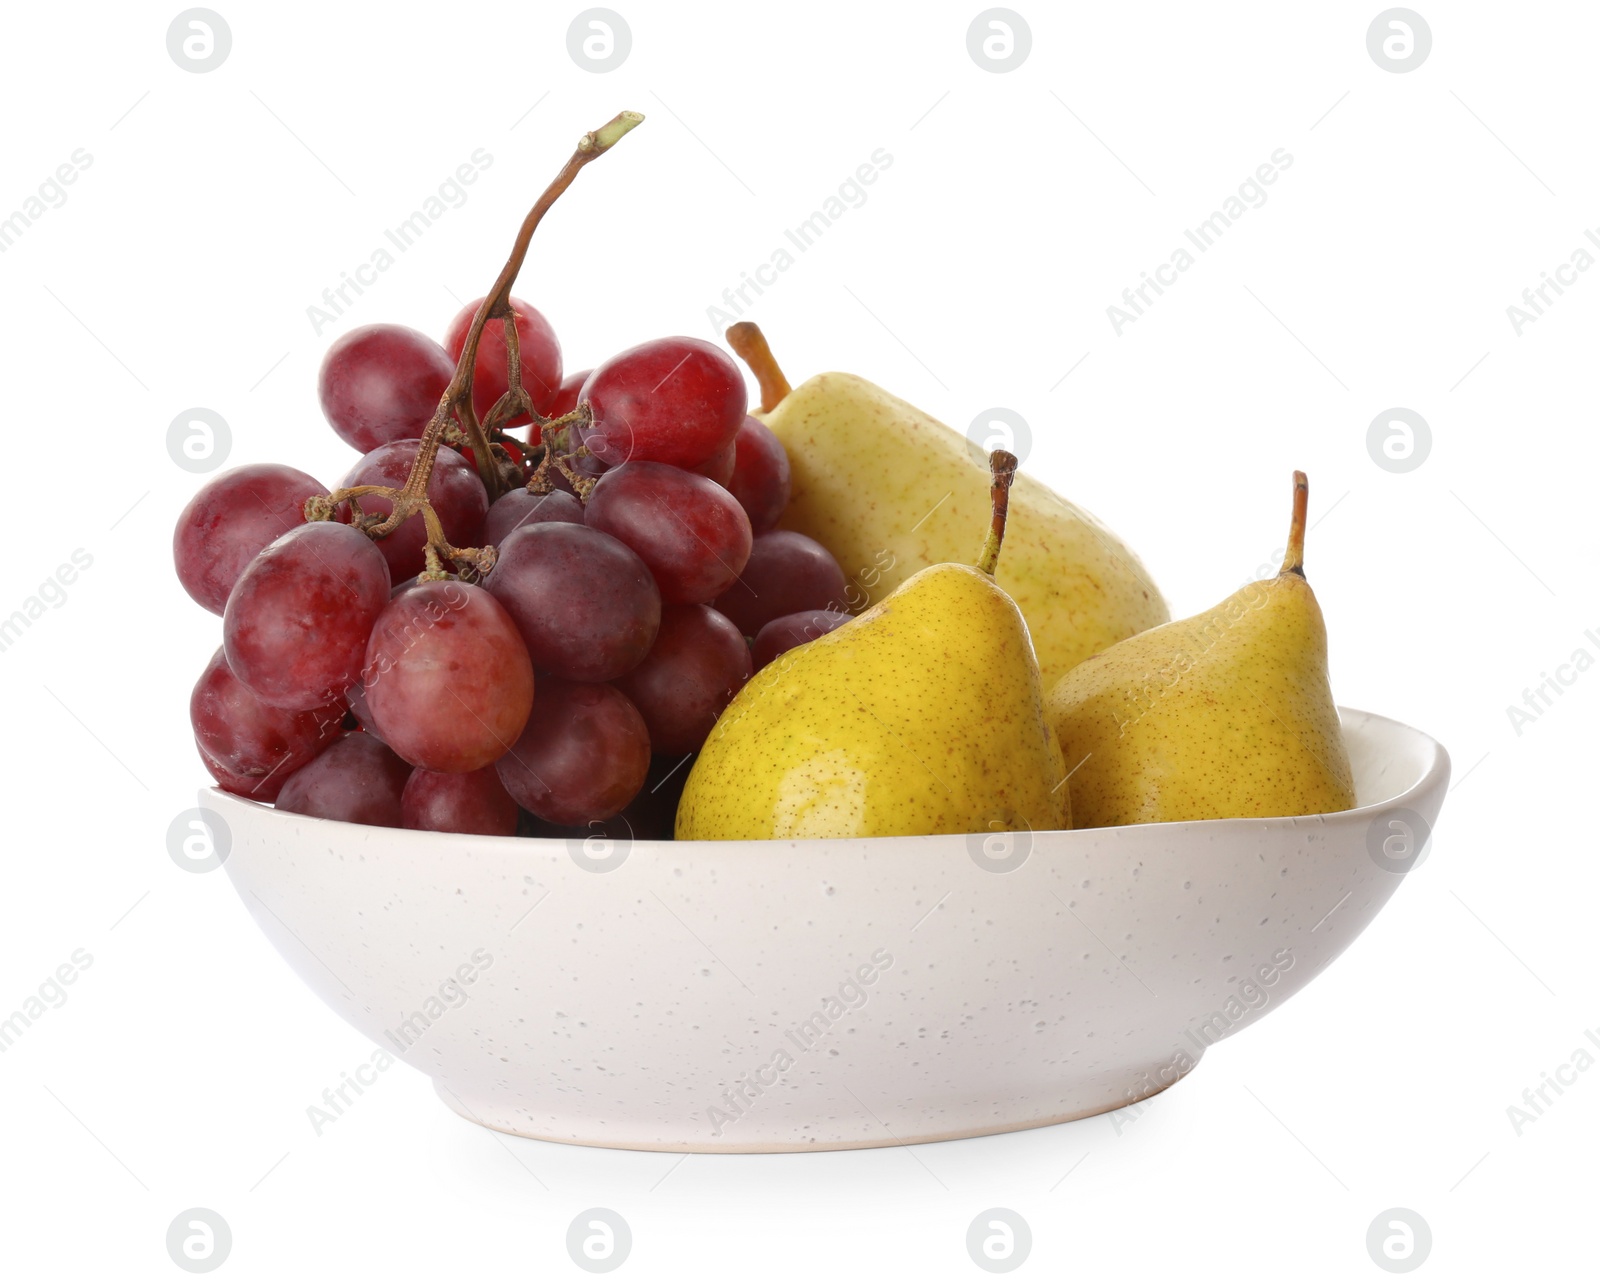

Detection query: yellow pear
(726, 323), (1168, 688)
(677, 451), (1069, 840)
(1045, 473), (1356, 827)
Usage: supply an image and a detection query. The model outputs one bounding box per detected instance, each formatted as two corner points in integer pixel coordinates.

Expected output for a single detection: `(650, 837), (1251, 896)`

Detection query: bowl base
(430, 1061), (1198, 1154)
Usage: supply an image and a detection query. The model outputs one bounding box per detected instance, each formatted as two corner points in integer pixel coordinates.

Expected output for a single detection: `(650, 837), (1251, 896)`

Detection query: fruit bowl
(208, 707), (1447, 1152)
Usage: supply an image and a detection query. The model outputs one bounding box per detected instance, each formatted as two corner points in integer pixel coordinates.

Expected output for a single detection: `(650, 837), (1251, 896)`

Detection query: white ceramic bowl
(208, 707), (1447, 1152)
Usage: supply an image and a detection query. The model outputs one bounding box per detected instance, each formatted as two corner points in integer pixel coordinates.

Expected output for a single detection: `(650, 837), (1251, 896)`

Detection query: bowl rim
(202, 705), (1449, 854)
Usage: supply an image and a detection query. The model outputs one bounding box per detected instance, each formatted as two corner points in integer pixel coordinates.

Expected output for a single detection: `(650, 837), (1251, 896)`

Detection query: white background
(1, 0), (1594, 1276)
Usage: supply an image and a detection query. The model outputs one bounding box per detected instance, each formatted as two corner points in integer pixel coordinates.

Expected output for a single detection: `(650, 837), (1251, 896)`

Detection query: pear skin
(724, 326), (1168, 689)
(677, 453), (1068, 841)
(1045, 473), (1355, 827)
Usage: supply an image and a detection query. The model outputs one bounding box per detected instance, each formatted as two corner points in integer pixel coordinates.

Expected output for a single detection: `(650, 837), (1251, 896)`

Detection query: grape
(696, 438), (737, 487)
(495, 678), (650, 825)
(586, 462), (752, 604)
(616, 605), (751, 753)
(481, 487), (584, 547)
(191, 647), (343, 800)
(727, 416), (791, 534)
(402, 765), (519, 836)
(173, 464), (326, 615)
(444, 296), (562, 422)
(579, 337), (746, 469)
(344, 680), (383, 741)
(338, 439), (488, 582)
(485, 522), (660, 682)
(751, 609), (853, 670)
(713, 530), (848, 637)
(521, 754), (687, 842)
(275, 732), (411, 826)
(224, 522), (391, 709)
(318, 324), (454, 453)
(364, 581), (534, 772)
(545, 368), (591, 419)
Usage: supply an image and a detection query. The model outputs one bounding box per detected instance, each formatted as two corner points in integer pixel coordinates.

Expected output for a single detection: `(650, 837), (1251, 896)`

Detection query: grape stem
(310, 110), (645, 579)
(725, 322), (791, 413)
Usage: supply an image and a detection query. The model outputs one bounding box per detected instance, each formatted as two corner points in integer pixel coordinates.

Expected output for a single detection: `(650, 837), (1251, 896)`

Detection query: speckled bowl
(207, 706), (1447, 1152)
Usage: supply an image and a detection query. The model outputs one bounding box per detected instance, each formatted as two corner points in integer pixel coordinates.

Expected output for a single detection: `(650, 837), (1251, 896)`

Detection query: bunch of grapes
(175, 116), (856, 840)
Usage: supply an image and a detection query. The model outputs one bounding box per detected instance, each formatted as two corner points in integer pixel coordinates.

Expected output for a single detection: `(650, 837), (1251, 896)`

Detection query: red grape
(485, 522), (660, 682)
(481, 487), (584, 547)
(318, 324), (454, 453)
(727, 416), (791, 534)
(696, 438), (737, 487)
(586, 462), (752, 604)
(174, 464), (326, 615)
(713, 530), (849, 637)
(364, 581), (534, 772)
(224, 522), (391, 709)
(276, 732), (410, 826)
(751, 609), (853, 670)
(545, 368), (591, 419)
(615, 605), (751, 753)
(444, 296), (562, 422)
(338, 439), (488, 582)
(521, 753), (686, 842)
(402, 765), (519, 836)
(495, 678), (650, 825)
(579, 337), (746, 469)
(345, 680), (383, 742)
(191, 647), (343, 800)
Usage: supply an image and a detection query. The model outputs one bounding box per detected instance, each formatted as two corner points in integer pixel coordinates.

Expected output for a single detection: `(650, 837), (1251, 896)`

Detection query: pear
(677, 450), (1069, 841)
(1045, 473), (1356, 827)
(725, 323), (1169, 688)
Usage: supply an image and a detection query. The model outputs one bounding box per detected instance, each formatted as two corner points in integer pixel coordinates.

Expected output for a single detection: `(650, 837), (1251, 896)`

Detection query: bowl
(207, 707), (1448, 1152)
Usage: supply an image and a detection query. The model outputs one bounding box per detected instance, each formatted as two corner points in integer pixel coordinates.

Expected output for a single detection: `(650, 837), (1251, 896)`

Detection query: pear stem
(1280, 470), (1309, 578)
(725, 322), (792, 413)
(976, 449), (1018, 577)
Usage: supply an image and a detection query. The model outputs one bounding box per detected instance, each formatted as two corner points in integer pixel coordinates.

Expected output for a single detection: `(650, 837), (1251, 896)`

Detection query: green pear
(1045, 472), (1356, 827)
(726, 323), (1168, 688)
(677, 451), (1069, 841)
